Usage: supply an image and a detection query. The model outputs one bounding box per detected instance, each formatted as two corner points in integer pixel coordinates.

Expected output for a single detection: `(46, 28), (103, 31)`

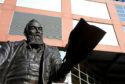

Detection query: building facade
(0, 0), (125, 84)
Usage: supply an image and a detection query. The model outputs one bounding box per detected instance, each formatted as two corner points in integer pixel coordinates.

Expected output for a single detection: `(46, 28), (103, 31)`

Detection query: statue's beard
(27, 34), (43, 45)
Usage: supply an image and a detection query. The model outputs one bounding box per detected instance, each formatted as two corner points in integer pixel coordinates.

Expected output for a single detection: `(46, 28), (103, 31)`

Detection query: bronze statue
(0, 18), (106, 84)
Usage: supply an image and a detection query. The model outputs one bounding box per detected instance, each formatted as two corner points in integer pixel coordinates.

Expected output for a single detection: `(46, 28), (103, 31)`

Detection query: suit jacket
(0, 40), (63, 84)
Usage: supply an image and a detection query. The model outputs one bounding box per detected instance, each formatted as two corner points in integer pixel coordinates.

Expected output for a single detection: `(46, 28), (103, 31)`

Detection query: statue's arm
(0, 42), (11, 66)
(49, 47), (65, 83)
(0, 42), (12, 84)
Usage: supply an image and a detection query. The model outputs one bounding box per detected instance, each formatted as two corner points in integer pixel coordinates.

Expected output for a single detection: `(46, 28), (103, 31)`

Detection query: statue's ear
(24, 24), (29, 37)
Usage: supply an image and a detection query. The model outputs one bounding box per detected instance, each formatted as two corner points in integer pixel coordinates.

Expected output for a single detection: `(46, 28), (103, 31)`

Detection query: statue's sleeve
(49, 47), (65, 83)
(0, 42), (11, 66)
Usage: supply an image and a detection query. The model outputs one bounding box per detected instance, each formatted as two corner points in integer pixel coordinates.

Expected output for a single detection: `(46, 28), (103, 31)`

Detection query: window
(123, 26), (125, 31)
(16, 0), (61, 12)
(59, 51), (66, 60)
(71, 0), (110, 19)
(0, 0), (4, 3)
(71, 63), (101, 84)
(116, 5), (125, 21)
(9, 11), (62, 40)
(73, 20), (119, 46)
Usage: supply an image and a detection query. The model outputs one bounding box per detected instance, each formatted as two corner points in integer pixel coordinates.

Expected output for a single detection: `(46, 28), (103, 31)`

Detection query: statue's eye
(30, 26), (36, 30)
(38, 27), (42, 30)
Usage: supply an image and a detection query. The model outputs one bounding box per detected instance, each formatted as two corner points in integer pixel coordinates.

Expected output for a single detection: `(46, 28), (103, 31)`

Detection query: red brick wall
(0, 0), (125, 53)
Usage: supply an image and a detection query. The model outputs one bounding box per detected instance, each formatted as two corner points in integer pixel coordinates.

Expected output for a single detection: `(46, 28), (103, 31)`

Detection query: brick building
(0, 0), (125, 84)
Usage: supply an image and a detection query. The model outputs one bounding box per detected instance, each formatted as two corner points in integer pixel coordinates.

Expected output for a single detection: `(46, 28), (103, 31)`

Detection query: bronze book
(64, 18), (106, 65)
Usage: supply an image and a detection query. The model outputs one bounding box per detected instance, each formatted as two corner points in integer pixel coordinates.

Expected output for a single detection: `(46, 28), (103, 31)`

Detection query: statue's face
(28, 21), (43, 36)
(26, 20), (44, 44)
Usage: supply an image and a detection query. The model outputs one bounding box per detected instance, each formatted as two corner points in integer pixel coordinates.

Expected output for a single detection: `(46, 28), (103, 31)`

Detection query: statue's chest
(6, 48), (43, 84)
(14, 48), (42, 72)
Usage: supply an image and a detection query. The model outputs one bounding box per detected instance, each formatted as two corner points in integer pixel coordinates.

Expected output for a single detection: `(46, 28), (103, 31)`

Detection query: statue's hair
(24, 19), (41, 37)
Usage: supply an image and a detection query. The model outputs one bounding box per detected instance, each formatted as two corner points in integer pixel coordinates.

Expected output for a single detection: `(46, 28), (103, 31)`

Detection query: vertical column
(78, 64), (81, 84)
(106, 1), (125, 52)
(61, 0), (73, 47)
(0, 0), (17, 41)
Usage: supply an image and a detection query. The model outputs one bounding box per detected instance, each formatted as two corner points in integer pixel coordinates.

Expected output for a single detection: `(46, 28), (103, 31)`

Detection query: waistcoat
(5, 43), (44, 84)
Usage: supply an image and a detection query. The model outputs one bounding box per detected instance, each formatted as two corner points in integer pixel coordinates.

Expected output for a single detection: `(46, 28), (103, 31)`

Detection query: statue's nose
(36, 28), (39, 33)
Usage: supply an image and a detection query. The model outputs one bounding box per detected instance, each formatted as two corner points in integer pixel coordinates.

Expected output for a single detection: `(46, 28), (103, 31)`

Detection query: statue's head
(24, 19), (44, 45)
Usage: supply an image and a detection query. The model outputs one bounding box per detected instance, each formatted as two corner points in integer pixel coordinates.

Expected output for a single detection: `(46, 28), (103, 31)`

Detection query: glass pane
(120, 17), (125, 21)
(74, 64), (78, 69)
(123, 26), (125, 31)
(123, 6), (125, 10)
(73, 20), (119, 46)
(118, 13), (125, 17)
(0, 0), (4, 3)
(80, 72), (87, 80)
(88, 22), (119, 46)
(89, 76), (95, 84)
(81, 80), (87, 84)
(116, 5), (123, 9)
(117, 9), (124, 13)
(59, 51), (66, 60)
(116, 5), (125, 21)
(71, 68), (79, 76)
(16, 0), (61, 12)
(71, 75), (80, 84)
(71, 0), (110, 19)
(79, 62), (86, 72)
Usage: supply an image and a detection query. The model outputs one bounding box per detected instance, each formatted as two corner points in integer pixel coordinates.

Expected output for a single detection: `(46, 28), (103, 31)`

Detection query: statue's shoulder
(4, 40), (26, 48)
(13, 40), (25, 45)
(45, 45), (59, 52)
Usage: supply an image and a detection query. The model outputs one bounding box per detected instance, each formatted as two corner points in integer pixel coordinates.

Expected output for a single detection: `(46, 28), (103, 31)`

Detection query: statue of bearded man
(0, 18), (106, 84)
(0, 19), (65, 84)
